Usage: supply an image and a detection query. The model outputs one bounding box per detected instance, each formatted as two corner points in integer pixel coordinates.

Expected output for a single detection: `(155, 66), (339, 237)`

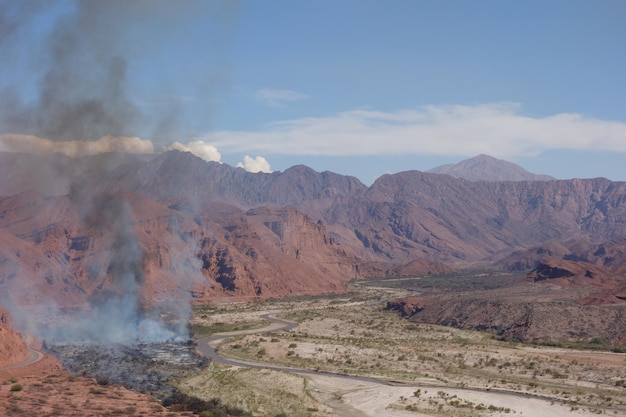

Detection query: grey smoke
(0, 0), (234, 144)
(2, 1), (143, 141)
(0, 0), (234, 344)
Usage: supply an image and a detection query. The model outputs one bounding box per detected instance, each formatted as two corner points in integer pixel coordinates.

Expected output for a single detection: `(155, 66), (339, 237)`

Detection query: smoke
(1, 2), (138, 141)
(0, 0), (235, 144)
(21, 194), (175, 344)
(0, 1), (235, 344)
(165, 140), (222, 162)
(237, 155), (272, 173)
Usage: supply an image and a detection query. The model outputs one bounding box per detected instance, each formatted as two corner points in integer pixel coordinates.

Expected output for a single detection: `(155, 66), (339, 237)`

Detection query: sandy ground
(191, 292), (626, 417)
(304, 374), (615, 417)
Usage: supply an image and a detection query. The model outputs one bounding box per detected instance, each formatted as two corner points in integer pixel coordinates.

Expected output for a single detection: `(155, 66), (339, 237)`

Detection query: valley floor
(183, 283), (626, 417)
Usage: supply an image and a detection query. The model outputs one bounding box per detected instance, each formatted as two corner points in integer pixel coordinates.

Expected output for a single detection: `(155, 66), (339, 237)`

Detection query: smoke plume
(0, 0), (234, 344)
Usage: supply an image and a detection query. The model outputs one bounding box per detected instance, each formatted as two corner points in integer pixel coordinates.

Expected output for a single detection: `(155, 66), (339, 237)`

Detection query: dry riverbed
(183, 288), (626, 417)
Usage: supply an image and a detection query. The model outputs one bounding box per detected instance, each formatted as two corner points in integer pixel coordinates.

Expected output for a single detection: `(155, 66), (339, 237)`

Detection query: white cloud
(236, 155), (272, 173)
(164, 140), (221, 162)
(0, 134), (155, 156)
(206, 103), (626, 158)
(254, 88), (309, 107)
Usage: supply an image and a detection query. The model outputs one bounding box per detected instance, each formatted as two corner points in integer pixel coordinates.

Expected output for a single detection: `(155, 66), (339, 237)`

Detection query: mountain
(428, 154), (555, 182)
(329, 171), (626, 265)
(1, 150), (626, 342)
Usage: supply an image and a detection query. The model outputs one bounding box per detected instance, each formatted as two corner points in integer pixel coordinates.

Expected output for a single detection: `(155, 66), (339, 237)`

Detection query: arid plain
(184, 276), (626, 417)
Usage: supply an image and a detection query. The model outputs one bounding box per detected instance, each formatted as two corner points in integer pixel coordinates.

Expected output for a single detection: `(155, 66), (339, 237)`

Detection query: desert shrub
(9, 377), (18, 383)
(10, 383), (23, 392)
(590, 337), (606, 345)
(163, 389), (239, 417)
(96, 376), (111, 386)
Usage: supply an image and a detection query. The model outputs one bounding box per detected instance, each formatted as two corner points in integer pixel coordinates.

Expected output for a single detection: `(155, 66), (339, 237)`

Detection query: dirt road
(195, 314), (617, 417)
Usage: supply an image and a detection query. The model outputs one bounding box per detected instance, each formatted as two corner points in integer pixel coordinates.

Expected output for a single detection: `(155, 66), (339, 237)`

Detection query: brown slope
(388, 242), (626, 343)
(4, 150), (626, 269)
(402, 289), (626, 343)
(0, 191), (362, 336)
(331, 172), (626, 265)
(0, 307), (29, 368)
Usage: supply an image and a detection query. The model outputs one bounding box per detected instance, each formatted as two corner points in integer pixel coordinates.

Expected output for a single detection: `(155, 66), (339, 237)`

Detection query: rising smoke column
(0, 0), (234, 344)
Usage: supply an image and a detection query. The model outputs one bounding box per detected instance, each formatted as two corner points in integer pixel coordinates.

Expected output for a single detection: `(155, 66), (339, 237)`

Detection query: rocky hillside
(0, 191), (359, 328)
(332, 171), (626, 265)
(0, 307), (29, 368)
(1, 150), (626, 342)
(125, 152), (626, 267)
(387, 240), (626, 343)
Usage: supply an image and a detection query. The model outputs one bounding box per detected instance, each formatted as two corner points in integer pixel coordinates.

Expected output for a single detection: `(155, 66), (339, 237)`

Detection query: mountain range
(1, 150), (625, 341)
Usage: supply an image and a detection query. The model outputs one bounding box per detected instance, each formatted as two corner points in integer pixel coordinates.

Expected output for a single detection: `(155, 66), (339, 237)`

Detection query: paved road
(0, 345), (43, 371)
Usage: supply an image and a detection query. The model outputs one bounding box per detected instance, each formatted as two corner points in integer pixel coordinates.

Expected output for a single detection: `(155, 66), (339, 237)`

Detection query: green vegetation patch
(355, 270), (526, 292)
(192, 320), (267, 337)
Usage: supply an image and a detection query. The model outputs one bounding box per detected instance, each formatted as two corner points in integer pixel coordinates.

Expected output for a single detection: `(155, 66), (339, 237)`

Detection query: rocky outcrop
(0, 307), (29, 368)
(0, 192), (362, 323)
(402, 289), (626, 343)
(385, 296), (426, 317)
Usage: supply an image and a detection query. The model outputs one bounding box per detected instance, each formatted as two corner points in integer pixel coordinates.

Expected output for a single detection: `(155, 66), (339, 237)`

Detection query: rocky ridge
(1, 150), (626, 343)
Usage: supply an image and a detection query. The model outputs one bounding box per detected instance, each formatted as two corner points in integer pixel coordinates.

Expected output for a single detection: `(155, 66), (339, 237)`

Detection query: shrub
(590, 337), (606, 345)
(96, 376), (111, 386)
(10, 383), (23, 392)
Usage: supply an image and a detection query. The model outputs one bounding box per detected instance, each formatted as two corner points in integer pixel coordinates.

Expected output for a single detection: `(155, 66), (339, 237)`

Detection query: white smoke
(236, 155), (272, 173)
(164, 140), (222, 162)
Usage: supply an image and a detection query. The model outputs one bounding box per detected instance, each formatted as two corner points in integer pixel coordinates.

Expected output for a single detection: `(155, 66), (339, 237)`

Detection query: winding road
(194, 313), (623, 417)
(196, 314), (390, 385)
(0, 345), (43, 372)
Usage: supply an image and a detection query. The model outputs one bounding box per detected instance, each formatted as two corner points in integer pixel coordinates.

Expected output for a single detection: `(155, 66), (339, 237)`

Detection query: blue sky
(1, 0), (625, 184)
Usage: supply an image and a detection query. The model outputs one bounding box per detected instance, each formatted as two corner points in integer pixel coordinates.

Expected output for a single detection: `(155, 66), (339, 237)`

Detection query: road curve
(193, 313), (620, 416)
(0, 345), (43, 371)
(195, 314), (391, 385)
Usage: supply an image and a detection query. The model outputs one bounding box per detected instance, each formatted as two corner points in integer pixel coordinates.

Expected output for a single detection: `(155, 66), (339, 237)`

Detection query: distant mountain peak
(428, 154), (555, 182)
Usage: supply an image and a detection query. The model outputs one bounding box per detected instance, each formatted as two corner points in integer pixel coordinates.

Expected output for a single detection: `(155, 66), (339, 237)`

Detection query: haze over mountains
(1, 150), (625, 341)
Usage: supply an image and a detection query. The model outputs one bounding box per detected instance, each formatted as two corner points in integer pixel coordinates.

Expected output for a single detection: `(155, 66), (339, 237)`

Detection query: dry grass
(183, 284), (626, 416)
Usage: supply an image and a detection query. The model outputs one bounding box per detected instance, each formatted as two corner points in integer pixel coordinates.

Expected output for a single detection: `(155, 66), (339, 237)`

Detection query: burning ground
(45, 340), (206, 400)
